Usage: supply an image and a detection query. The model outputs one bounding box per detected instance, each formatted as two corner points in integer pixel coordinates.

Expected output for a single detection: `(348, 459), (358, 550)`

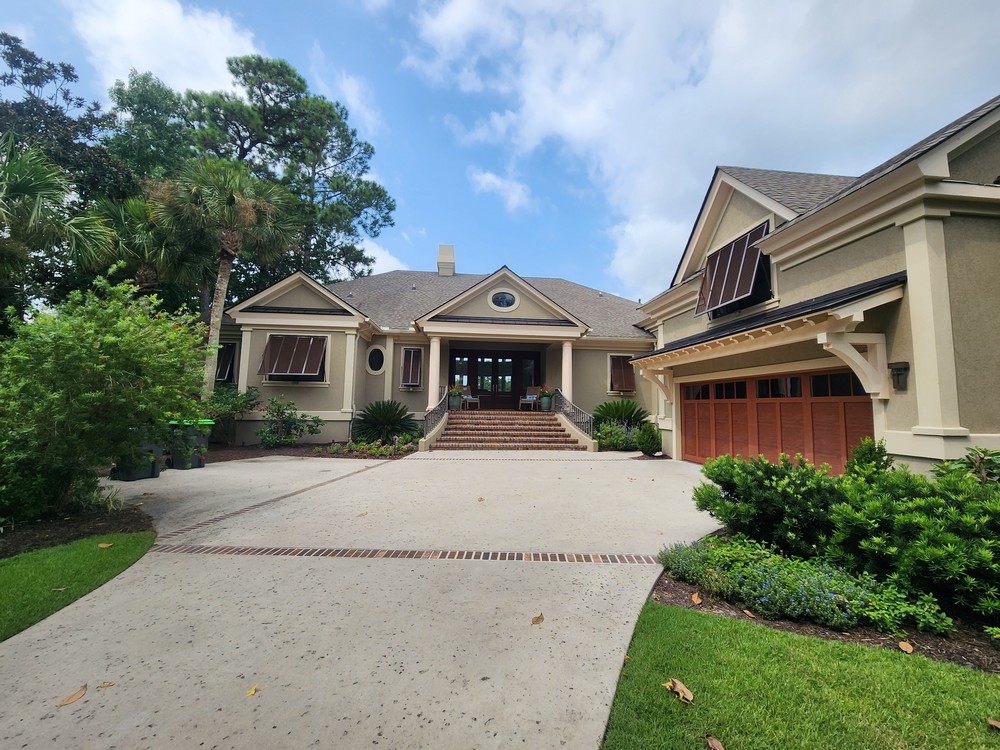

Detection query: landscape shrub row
(682, 440), (1000, 634)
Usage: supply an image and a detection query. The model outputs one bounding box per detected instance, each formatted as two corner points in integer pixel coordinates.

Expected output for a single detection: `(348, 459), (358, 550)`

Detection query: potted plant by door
(448, 384), (462, 410)
(539, 385), (554, 412)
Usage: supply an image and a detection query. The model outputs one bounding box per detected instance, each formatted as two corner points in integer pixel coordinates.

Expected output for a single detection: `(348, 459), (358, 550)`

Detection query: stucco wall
(361, 337), (388, 408)
(776, 226), (905, 304)
(944, 215), (1000, 432)
(391, 340), (431, 414)
(570, 348), (651, 413)
(449, 287), (561, 320)
(864, 302), (918, 431)
(710, 190), (770, 249)
(947, 127), (1000, 184)
(244, 327), (348, 414)
(268, 284), (343, 310)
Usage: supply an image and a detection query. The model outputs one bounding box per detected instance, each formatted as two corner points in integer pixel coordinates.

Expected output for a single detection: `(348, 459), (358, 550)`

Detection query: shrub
(257, 395), (323, 448)
(660, 536), (953, 635)
(693, 453), (843, 558)
(352, 400), (418, 443)
(0, 277), (203, 523)
(204, 386), (260, 446)
(326, 433), (419, 458)
(828, 466), (1000, 619)
(845, 437), (894, 479)
(595, 420), (638, 451)
(593, 399), (650, 430)
(635, 421), (661, 456)
(931, 446), (1000, 484)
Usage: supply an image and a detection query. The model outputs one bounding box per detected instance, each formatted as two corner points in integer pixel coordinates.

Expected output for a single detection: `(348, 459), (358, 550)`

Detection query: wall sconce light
(889, 361), (910, 391)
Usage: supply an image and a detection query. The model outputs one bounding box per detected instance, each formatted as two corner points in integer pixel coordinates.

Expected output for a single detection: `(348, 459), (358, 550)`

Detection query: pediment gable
(416, 267), (587, 332)
(227, 271), (364, 321)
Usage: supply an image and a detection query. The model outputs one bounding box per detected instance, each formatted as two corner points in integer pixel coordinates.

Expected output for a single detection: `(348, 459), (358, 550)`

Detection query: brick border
(150, 544), (659, 564)
(156, 462), (388, 542)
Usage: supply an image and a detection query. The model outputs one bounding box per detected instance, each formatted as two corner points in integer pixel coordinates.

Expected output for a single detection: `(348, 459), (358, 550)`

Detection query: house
(220, 247), (656, 445)
(633, 94), (1000, 473)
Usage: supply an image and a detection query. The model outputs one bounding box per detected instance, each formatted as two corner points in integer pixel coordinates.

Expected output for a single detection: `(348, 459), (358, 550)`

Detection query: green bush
(0, 277), (204, 523)
(325, 433), (419, 458)
(660, 536), (953, 635)
(931, 446), (1000, 484)
(257, 395), (323, 448)
(595, 420), (638, 451)
(693, 453), (843, 558)
(593, 399), (650, 430)
(352, 400), (418, 443)
(204, 385), (260, 446)
(845, 437), (895, 479)
(635, 421), (661, 456)
(828, 466), (1000, 619)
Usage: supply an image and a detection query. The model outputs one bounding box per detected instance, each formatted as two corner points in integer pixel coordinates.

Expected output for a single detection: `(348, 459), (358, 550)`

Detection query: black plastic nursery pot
(113, 443), (163, 482)
(167, 419), (214, 470)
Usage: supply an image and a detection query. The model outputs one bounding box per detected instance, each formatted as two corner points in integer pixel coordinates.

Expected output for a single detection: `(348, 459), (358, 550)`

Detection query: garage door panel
(732, 404), (749, 457)
(811, 402), (844, 470)
(696, 403), (712, 459)
(682, 402), (699, 461)
(779, 402), (805, 457)
(844, 402), (875, 457)
(756, 403), (779, 462)
(714, 404), (732, 455)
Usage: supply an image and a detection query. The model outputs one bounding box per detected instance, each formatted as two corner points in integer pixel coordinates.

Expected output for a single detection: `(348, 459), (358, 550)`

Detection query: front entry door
(449, 350), (541, 409)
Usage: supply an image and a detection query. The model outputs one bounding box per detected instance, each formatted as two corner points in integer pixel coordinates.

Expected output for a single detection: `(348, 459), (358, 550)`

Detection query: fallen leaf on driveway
(477, 496), (485, 502)
(97, 543), (114, 549)
(246, 684), (258, 696)
(691, 593), (703, 606)
(742, 609), (756, 619)
(98, 682), (115, 689)
(898, 641), (914, 654)
(531, 613), (544, 625)
(662, 678), (693, 703)
(60, 684), (87, 706)
(706, 736), (725, 749)
(356, 511), (368, 518)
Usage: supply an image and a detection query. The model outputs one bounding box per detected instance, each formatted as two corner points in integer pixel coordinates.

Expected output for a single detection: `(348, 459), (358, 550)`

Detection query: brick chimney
(437, 244), (455, 276)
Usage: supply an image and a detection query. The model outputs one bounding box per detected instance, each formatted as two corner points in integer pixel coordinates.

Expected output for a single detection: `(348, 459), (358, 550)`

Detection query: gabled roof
(770, 93), (1000, 238)
(227, 270), (364, 319)
(331, 270), (653, 339)
(717, 167), (856, 214)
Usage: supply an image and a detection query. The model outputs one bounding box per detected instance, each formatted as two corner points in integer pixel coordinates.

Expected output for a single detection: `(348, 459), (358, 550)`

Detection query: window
(713, 380), (747, 400)
(258, 335), (327, 382)
(487, 287), (520, 312)
(366, 345), (386, 375)
(401, 347), (423, 388)
(695, 221), (771, 318)
(755, 376), (802, 398)
(810, 371), (866, 397)
(609, 355), (636, 392)
(684, 384), (710, 400)
(216, 342), (236, 383)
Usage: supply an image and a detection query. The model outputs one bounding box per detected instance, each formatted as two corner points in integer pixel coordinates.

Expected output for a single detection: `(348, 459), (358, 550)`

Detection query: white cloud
(309, 42), (383, 136)
(361, 239), (409, 274)
(68, 0), (257, 94)
(467, 166), (532, 212)
(406, 0), (1000, 298)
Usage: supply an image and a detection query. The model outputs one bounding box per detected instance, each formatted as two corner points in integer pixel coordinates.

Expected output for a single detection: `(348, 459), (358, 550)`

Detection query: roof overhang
(227, 270), (368, 329)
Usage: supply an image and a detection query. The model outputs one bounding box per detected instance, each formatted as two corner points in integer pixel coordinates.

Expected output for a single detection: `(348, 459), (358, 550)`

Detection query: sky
(5, 0), (1000, 301)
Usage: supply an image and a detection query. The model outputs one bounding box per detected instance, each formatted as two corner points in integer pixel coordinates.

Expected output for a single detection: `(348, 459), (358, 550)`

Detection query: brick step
(436, 436), (578, 446)
(448, 414), (559, 422)
(443, 427), (569, 435)
(435, 442), (587, 451)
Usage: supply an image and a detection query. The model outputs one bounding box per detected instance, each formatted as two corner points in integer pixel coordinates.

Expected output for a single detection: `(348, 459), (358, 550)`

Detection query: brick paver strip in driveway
(0, 452), (717, 749)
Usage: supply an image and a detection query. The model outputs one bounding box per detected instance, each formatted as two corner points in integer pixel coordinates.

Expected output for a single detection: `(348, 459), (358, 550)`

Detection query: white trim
(884, 430), (1000, 460)
(365, 344), (387, 376)
(486, 287), (521, 312)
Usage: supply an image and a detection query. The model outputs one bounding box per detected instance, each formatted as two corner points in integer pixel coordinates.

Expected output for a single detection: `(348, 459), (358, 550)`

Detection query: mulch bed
(0, 505), (154, 560)
(650, 570), (1000, 674)
(207, 444), (414, 462)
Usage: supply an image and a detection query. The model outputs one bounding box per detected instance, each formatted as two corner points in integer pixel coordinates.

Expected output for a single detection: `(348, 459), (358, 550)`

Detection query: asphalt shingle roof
(329, 271), (653, 339)
(717, 166), (856, 214)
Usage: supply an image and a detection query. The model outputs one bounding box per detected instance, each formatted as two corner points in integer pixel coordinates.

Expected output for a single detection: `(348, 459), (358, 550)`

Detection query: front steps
(434, 409), (587, 450)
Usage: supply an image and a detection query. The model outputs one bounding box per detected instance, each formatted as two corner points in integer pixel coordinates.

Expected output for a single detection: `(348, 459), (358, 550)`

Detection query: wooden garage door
(681, 369), (874, 474)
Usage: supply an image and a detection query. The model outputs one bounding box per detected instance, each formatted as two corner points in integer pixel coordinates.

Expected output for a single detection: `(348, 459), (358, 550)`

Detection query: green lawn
(0, 532), (155, 642)
(604, 602), (1000, 750)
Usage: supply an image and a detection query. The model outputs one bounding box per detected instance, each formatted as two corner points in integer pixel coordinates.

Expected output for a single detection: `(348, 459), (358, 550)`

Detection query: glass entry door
(449, 350), (541, 409)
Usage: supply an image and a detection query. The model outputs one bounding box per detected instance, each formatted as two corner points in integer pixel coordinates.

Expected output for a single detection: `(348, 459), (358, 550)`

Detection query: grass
(0, 531), (155, 642)
(604, 602), (1000, 750)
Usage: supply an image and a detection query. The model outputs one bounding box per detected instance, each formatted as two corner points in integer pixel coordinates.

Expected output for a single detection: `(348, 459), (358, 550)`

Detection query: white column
(427, 336), (442, 410)
(237, 327), (253, 393)
(383, 335), (394, 400)
(343, 332), (357, 412)
(902, 217), (966, 434)
(561, 340), (573, 402)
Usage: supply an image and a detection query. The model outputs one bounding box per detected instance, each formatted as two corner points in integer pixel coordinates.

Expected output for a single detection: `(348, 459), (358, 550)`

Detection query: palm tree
(153, 157), (299, 394)
(0, 134), (113, 292)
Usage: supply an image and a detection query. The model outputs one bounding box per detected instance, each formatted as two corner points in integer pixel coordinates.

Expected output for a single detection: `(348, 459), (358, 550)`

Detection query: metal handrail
(553, 389), (593, 436)
(424, 391), (449, 434)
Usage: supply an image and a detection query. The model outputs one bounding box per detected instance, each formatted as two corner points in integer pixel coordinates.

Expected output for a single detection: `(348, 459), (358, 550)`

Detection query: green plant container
(167, 419), (214, 469)
(113, 443), (162, 481)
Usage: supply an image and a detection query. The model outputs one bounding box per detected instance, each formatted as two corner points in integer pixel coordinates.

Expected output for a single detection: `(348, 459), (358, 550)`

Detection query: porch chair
(519, 386), (540, 411)
(459, 385), (481, 410)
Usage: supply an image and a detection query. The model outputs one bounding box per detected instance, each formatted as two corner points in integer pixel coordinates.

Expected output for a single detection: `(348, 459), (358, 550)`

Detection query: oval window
(367, 347), (385, 373)
(491, 291), (516, 308)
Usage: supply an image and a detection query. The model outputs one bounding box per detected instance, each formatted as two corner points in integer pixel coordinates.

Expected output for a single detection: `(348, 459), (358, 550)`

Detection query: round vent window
(490, 291), (517, 310)
(366, 346), (386, 375)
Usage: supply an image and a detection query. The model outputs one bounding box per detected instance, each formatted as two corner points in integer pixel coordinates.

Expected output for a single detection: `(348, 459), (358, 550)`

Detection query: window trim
(365, 344), (387, 376)
(608, 353), (637, 394)
(400, 346), (424, 389)
(215, 342), (237, 383)
(258, 333), (330, 385)
(487, 287), (521, 313)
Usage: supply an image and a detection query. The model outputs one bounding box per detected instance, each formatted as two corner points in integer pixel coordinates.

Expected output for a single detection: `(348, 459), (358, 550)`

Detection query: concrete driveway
(0, 451), (716, 749)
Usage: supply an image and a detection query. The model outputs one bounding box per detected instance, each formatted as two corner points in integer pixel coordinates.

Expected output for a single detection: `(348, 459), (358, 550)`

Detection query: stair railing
(424, 391), (449, 435)
(553, 389), (593, 436)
